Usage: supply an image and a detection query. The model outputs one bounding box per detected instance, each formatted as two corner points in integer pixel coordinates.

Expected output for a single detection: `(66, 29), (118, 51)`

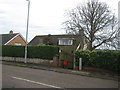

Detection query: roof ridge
(0, 33), (19, 35)
(36, 34), (74, 36)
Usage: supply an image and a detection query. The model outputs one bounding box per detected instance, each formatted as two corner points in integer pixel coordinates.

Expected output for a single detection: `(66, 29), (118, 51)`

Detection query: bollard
(79, 58), (82, 70)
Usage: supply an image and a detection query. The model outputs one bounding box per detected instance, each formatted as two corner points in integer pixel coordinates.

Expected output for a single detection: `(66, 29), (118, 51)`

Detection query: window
(58, 38), (73, 45)
(14, 43), (22, 45)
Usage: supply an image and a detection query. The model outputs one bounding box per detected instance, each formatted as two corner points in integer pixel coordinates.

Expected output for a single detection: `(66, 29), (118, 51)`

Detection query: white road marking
(11, 76), (62, 89)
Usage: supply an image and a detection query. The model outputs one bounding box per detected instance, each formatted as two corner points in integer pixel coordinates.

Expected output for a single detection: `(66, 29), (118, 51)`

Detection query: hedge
(2, 45), (59, 60)
(75, 50), (120, 71)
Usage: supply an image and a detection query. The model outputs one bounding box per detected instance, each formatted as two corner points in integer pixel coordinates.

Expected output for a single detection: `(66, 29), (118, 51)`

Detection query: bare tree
(63, 0), (118, 50)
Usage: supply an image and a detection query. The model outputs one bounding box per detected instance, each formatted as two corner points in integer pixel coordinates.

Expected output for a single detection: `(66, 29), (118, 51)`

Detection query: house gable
(5, 34), (26, 45)
(0, 33), (18, 45)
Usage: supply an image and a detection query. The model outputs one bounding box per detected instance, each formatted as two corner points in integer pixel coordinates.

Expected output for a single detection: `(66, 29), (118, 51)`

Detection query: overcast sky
(0, 0), (119, 42)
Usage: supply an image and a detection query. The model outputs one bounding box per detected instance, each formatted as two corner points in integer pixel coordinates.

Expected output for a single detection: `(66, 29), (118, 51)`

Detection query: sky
(0, 0), (119, 42)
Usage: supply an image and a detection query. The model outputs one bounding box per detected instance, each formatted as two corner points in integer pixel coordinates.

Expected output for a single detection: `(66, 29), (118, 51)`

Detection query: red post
(63, 60), (68, 65)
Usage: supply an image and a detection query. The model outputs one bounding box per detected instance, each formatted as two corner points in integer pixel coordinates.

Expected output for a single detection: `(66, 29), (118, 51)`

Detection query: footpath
(2, 61), (119, 81)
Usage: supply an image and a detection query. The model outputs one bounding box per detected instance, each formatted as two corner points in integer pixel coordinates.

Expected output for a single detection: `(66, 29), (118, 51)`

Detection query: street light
(24, 0), (30, 63)
(118, 1), (120, 50)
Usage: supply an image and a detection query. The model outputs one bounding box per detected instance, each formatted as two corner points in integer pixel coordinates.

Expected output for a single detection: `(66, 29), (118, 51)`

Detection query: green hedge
(75, 50), (120, 71)
(2, 45), (59, 60)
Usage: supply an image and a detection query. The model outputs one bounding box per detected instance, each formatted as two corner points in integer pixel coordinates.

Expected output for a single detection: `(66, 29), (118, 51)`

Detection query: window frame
(14, 43), (22, 45)
(58, 38), (74, 45)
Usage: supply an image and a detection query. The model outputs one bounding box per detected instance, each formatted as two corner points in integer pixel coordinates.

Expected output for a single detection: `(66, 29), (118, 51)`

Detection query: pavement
(2, 61), (119, 81)
(2, 64), (119, 88)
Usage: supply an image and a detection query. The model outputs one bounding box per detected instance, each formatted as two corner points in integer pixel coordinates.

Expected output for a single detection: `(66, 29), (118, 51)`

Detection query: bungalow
(0, 30), (26, 45)
(28, 34), (87, 68)
(28, 34), (85, 47)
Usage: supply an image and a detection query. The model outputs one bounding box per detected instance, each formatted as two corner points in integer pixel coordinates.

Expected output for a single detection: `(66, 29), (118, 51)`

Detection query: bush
(28, 45), (59, 59)
(75, 50), (91, 66)
(2, 45), (59, 60)
(75, 50), (120, 71)
(2, 45), (25, 57)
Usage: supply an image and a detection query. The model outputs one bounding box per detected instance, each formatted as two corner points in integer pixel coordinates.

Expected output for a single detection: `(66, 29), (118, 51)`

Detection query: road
(2, 65), (118, 89)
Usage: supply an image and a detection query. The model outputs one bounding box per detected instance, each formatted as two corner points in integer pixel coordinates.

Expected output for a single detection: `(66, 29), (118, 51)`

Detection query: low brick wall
(1, 56), (59, 67)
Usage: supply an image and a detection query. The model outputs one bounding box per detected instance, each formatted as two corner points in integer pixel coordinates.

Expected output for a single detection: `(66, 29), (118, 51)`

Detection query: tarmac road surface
(2, 65), (119, 89)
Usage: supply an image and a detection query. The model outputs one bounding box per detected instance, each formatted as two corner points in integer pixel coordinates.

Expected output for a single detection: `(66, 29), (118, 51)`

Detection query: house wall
(7, 35), (26, 45)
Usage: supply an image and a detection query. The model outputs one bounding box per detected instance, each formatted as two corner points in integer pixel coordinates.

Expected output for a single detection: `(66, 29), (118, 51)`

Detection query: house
(28, 34), (86, 51)
(0, 30), (26, 45)
(29, 34), (84, 47)
(29, 34), (86, 68)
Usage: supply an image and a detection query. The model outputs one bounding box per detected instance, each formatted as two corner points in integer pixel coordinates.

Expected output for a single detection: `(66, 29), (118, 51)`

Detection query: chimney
(48, 34), (51, 37)
(9, 30), (13, 34)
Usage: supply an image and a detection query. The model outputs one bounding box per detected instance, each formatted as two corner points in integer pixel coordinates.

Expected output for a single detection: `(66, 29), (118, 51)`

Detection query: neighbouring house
(29, 34), (85, 47)
(0, 30), (26, 45)
(29, 34), (87, 68)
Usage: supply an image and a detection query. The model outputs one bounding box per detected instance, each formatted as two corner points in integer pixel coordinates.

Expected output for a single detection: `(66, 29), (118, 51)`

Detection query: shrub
(2, 45), (59, 60)
(75, 50), (120, 71)
(2, 45), (25, 57)
(28, 45), (59, 60)
(75, 50), (91, 66)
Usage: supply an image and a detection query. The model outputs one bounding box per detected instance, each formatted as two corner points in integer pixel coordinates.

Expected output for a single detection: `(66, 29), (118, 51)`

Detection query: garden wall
(1, 56), (59, 67)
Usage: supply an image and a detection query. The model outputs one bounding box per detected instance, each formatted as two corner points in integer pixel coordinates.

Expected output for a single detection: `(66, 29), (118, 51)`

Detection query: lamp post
(24, 0), (30, 63)
(118, 1), (120, 50)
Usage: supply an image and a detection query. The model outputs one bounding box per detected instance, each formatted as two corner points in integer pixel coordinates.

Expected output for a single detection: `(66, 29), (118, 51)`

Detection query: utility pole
(118, 1), (120, 50)
(24, 0), (30, 63)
